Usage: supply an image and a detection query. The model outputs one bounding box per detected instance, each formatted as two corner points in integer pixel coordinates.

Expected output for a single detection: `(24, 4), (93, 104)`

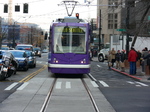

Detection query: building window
(108, 13), (118, 29)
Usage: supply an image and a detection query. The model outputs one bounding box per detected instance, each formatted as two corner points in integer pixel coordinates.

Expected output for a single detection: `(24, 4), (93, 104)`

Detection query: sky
(0, 0), (97, 31)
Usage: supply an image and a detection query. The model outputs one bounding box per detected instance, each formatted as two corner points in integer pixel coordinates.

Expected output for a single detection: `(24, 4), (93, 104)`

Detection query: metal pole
(99, 9), (101, 51)
(126, 0), (130, 55)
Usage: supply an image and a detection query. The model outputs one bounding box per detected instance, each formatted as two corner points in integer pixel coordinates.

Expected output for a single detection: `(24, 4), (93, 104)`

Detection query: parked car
(25, 50), (36, 68)
(0, 50), (18, 80)
(9, 50), (29, 71)
(33, 47), (41, 57)
(42, 49), (48, 53)
(1, 47), (9, 50)
(97, 48), (109, 62)
(15, 44), (33, 51)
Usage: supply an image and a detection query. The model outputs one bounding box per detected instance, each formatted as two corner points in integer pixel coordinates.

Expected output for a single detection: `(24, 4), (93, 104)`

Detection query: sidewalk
(92, 57), (150, 83)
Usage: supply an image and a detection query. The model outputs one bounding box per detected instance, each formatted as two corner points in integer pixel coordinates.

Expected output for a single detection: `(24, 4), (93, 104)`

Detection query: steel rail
(81, 78), (100, 112)
(40, 78), (57, 112)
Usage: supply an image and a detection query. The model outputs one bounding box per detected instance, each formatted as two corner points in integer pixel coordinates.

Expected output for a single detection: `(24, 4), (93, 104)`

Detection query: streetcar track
(81, 78), (100, 112)
(40, 78), (100, 112)
(40, 78), (57, 112)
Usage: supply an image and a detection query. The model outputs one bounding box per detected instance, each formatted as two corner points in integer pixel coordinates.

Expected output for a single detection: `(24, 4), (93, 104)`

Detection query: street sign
(148, 16), (150, 20)
(116, 29), (126, 32)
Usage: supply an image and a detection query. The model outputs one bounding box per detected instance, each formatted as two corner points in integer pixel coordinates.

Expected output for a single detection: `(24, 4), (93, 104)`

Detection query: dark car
(25, 50), (36, 68)
(9, 50), (29, 71)
(0, 50), (18, 80)
(33, 47), (41, 57)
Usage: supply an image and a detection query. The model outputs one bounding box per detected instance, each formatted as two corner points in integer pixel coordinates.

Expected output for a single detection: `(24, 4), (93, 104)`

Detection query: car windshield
(34, 48), (41, 51)
(25, 51), (32, 56)
(10, 51), (25, 58)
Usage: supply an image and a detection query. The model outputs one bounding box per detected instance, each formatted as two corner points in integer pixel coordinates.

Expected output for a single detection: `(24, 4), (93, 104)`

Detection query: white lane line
(126, 81), (135, 84)
(5, 82), (18, 90)
(99, 81), (109, 87)
(17, 82), (29, 90)
(88, 73), (97, 81)
(90, 81), (99, 87)
(97, 65), (101, 67)
(135, 82), (149, 87)
(55, 82), (62, 89)
(66, 82), (71, 89)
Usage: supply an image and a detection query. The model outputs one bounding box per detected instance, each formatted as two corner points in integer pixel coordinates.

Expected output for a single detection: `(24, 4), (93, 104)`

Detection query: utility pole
(126, 0), (130, 55)
(99, 9), (101, 51)
(8, 0), (13, 25)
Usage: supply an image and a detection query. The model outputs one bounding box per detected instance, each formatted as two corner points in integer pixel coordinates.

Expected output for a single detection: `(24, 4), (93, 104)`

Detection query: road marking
(5, 82), (18, 90)
(99, 81), (109, 87)
(88, 73), (97, 81)
(66, 82), (71, 89)
(97, 65), (101, 67)
(126, 81), (135, 84)
(17, 82), (29, 90)
(56, 82), (62, 89)
(90, 81), (99, 87)
(135, 82), (149, 87)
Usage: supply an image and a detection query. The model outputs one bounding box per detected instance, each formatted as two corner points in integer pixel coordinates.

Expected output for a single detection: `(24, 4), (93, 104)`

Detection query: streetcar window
(53, 26), (86, 54)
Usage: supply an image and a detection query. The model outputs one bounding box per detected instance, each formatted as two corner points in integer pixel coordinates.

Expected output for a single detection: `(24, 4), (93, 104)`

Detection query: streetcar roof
(54, 16), (88, 23)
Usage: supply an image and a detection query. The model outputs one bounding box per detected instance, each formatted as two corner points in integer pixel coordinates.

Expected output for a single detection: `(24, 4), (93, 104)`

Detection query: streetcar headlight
(81, 59), (86, 63)
(53, 58), (59, 63)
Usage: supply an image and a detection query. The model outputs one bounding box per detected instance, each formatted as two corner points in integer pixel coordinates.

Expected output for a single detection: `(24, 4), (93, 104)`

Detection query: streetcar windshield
(53, 26), (86, 54)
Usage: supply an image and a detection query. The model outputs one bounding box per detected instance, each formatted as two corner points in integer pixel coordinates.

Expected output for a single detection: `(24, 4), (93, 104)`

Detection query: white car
(97, 48), (109, 62)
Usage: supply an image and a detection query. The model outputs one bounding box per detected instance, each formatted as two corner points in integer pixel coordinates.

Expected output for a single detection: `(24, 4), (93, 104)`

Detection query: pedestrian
(141, 47), (149, 73)
(107, 51), (112, 70)
(115, 50), (121, 69)
(120, 50), (126, 72)
(128, 47), (138, 75)
(143, 50), (150, 78)
(110, 48), (116, 67)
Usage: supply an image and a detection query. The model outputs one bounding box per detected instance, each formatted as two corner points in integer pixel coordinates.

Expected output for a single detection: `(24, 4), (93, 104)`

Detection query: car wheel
(98, 55), (104, 62)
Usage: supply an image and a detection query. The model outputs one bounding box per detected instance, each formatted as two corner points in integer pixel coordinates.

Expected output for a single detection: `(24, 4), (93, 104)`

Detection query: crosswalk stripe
(99, 81), (109, 87)
(55, 82), (62, 89)
(66, 82), (71, 89)
(135, 82), (149, 87)
(91, 81), (99, 87)
(17, 82), (29, 90)
(5, 82), (18, 90)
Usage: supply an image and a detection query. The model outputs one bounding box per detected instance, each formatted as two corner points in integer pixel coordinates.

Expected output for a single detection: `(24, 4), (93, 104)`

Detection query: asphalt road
(0, 54), (150, 112)
(90, 59), (150, 112)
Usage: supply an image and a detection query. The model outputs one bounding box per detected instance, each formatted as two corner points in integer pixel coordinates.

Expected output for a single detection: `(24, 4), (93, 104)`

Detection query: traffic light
(76, 13), (79, 19)
(23, 3), (28, 13)
(4, 4), (8, 13)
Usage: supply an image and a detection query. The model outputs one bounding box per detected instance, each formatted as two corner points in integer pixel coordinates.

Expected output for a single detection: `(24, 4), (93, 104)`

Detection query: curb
(111, 68), (142, 81)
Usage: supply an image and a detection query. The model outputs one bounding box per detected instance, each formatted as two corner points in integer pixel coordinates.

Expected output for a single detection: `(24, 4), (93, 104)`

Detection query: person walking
(110, 48), (116, 67)
(115, 50), (121, 69)
(128, 47), (138, 75)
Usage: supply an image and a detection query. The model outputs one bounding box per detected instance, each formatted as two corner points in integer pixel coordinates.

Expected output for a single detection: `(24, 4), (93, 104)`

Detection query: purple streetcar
(48, 17), (91, 74)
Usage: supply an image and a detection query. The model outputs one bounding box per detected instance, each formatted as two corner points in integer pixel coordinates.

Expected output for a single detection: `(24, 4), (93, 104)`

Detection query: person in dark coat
(128, 47), (138, 75)
(115, 50), (121, 69)
(120, 50), (126, 72)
